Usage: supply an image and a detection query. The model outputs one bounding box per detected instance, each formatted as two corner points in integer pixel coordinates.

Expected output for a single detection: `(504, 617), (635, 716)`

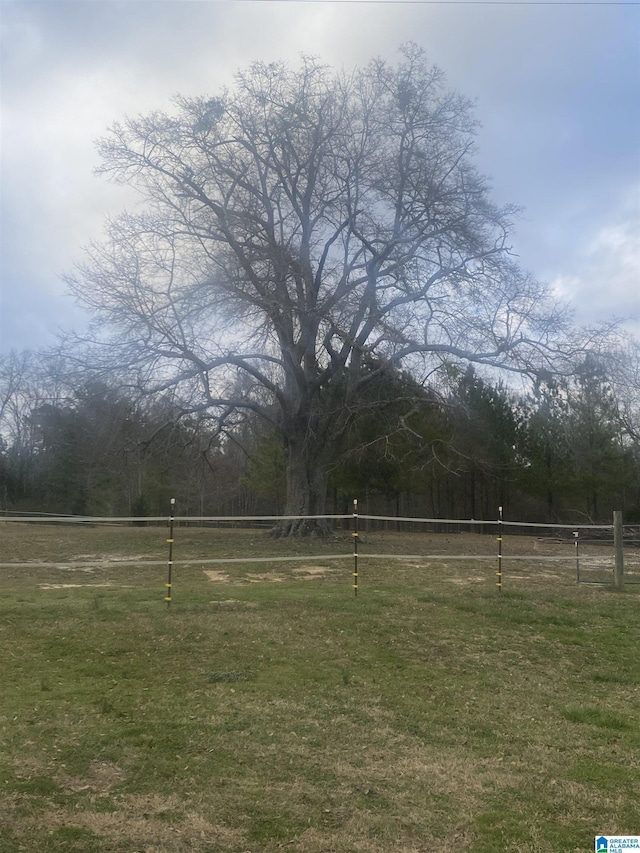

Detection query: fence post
(352, 499), (359, 597)
(166, 497), (176, 608)
(496, 506), (503, 594)
(613, 510), (624, 591)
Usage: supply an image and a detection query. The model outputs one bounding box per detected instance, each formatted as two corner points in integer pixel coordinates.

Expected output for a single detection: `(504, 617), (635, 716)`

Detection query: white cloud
(550, 274), (583, 304)
(550, 188), (640, 336)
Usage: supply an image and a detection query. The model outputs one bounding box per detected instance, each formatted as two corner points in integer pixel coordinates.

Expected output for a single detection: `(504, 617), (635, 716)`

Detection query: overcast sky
(1, 0), (639, 354)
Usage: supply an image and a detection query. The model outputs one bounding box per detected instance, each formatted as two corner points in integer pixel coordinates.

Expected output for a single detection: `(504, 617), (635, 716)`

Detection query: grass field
(0, 524), (638, 852)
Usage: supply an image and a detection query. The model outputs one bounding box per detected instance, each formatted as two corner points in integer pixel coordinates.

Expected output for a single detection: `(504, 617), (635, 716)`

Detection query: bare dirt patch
(204, 565), (337, 585)
(39, 583), (124, 590)
(245, 571), (285, 582)
(203, 570), (230, 582)
(292, 565), (334, 578)
(65, 554), (152, 568)
(447, 575), (487, 585)
(102, 554), (150, 563)
(73, 553), (150, 563)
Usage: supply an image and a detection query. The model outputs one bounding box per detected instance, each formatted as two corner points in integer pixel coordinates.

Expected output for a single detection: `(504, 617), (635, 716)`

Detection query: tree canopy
(65, 45), (577, 533)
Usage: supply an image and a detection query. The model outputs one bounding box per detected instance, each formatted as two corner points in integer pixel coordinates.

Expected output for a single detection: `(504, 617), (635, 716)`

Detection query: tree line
(1, 347), (637, 523)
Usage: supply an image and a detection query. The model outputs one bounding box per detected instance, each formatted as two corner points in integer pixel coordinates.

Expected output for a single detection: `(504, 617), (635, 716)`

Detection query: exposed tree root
(269, 517), (333, 538)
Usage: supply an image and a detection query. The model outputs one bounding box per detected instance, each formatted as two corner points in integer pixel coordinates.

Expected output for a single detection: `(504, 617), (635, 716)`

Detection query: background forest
(1, 348), (638, 524)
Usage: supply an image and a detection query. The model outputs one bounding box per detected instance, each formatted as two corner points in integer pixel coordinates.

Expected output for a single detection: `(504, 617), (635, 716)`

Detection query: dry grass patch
(59, 760), (127, 793)
(10, 795), (243, 851)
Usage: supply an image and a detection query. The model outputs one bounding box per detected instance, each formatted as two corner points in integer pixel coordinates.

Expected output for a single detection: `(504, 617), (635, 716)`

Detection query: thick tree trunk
(270, 433), (332, 537)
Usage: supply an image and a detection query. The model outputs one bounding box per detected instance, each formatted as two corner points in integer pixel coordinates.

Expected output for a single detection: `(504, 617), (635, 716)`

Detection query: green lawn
(0, 524), (638, 852)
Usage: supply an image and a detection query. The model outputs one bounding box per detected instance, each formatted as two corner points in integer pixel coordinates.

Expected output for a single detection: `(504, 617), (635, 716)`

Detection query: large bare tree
(67, 45), (571, 534)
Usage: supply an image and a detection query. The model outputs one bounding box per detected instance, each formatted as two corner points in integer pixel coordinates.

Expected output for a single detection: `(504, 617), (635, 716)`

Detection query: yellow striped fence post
(353, 499), (359, 597)
(166, 498), (176, 608)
